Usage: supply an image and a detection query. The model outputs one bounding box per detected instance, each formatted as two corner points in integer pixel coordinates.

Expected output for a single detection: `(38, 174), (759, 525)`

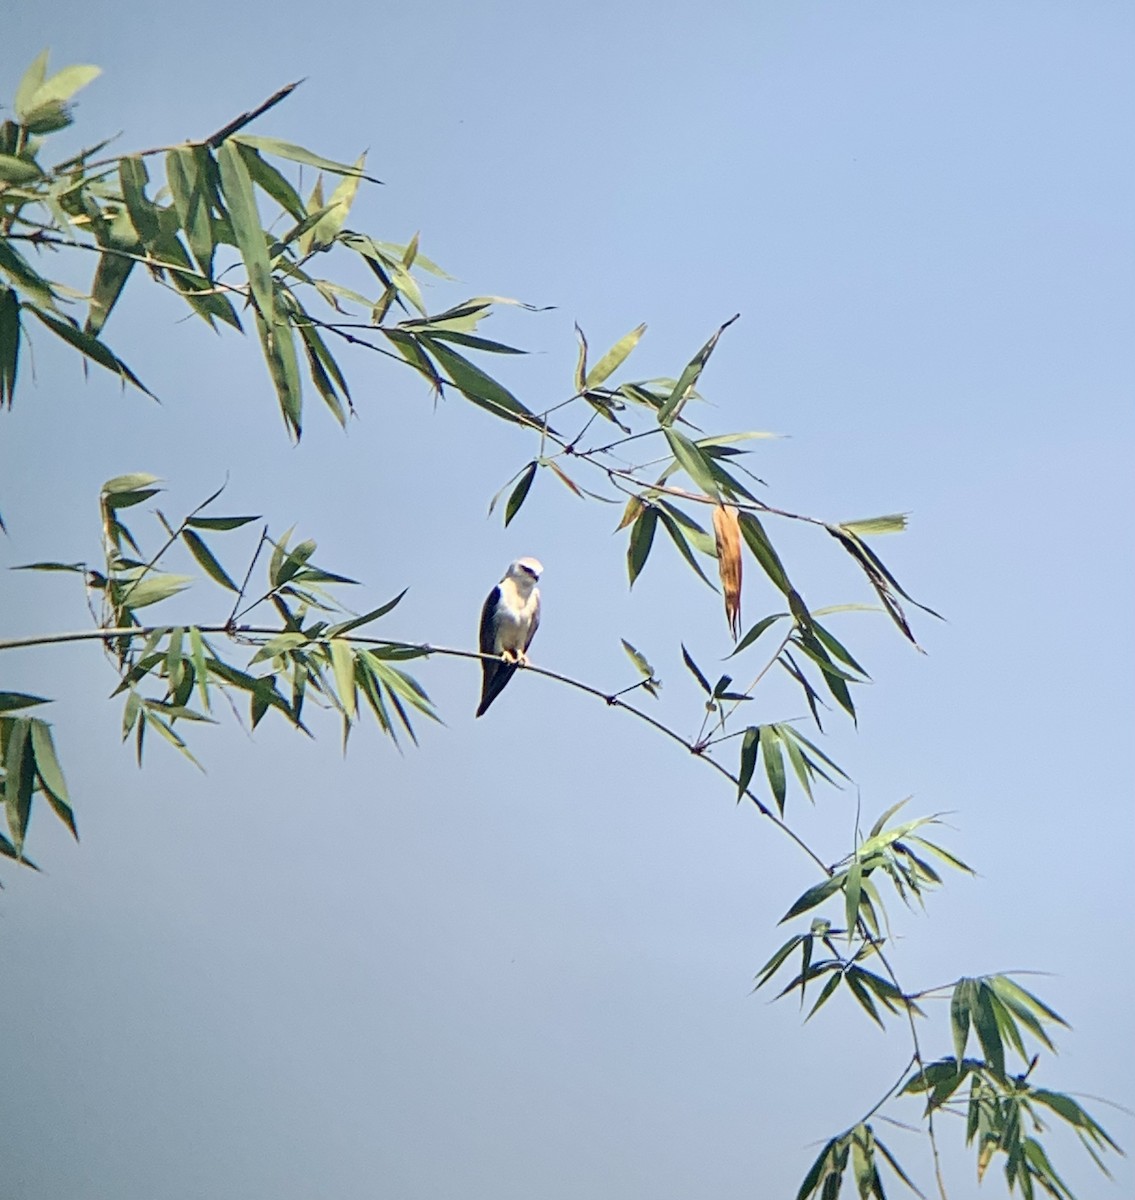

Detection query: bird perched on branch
(476, 557), (543, 717)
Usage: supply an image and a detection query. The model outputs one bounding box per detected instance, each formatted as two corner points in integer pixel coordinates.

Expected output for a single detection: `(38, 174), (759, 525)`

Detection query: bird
(476, 557), (543, 717)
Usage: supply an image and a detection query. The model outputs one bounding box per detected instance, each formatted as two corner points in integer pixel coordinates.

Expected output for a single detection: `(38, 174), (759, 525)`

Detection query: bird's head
(505, 557), (543, 590)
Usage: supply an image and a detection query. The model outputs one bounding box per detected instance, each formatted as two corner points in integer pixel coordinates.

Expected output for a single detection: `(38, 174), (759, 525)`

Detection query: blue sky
(2, 3), (1133, 1198)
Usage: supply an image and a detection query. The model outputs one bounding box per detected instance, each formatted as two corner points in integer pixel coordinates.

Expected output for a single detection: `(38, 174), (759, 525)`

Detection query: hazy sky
(2, 3), (1132, 1198)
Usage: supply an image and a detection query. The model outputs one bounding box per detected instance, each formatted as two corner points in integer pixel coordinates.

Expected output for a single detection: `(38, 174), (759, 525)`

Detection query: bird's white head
(505, 557), (543, 591)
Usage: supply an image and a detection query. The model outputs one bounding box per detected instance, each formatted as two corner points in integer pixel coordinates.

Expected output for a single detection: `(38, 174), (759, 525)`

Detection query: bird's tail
(475, 661), (517, 717)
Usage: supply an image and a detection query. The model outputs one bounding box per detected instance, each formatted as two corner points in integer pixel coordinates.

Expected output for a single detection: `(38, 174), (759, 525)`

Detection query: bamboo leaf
(422, 337), (538, 427)
(973, 981), (1006, 1075)
(28, 307), (153, 397)
(504, 461), (537, 526)
(620, 639), (655, 680)
(13, 51), (50, 119)
(584, 323), (646, 389)
(664, 427), (721, 499)
(738, 512), (792, 596)
(728, 612), (788, 658)
(657, 510), (717, 589)
(182, 530), (239, 591)
(166, 146), (216, 275)
(681, 644), (711, 694)
(627, 505), (658, 587)
(329, 639), (357, 721)
(737, 726), (760, 800)
(254, 306), (303, 437)
(0, 285), (20, 407)
(951, 979), (974, 1068)
(0, 693), (51, 713)
(3, 717), (34, 852)
(841, 514), (908, 537)
(761, 725), (787, 814)
(845, 859), (862, 942)
(656, 314), (739, 426)
(232, 135), (381, 182)
(781, 874), (844, 923)
(216, 141), (275, 325)
(29, 719), (76, 838)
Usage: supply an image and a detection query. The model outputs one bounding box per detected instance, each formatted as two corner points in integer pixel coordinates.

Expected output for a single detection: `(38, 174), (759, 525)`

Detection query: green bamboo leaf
(681, 644), (711, 694)
(0, 154), (42, 183)
(0, 239), (57, 309)
(988, 976), (1067, 1029)
(254, 306), (303, 437)
(421, 337), (538, 427)
(781, 874), (844, 923)
(308, 158), (364, 250)
(841, 513), (908, 537)
(420, 329), (524, 355)
(905, 835), (974, 876)
(1030, 1090), (1120, 1149)
(0, 693), (51, 712)
(3, 717), (34, 851)
(298, 320), (351, 408)
(273, 538), (317, 587)
(573, 323), (588, 391)
(234, 142), (305, 219)
(118, 156), (161, 246)
(656, 313), (739, 426)
(505, 461), (537, 527)
(737, 726), (760, 800)
(873, 1137), (926, 1198)
(29, 718), (76, 838)
(737, 512), (792, 595)
(584, 322), (646, 389)
(727, 612), (788, 658)
(973, 982), (1006, 1075)
(329, 639), (357, 721)
(811, 619), (869, 677)
(868, 797), (911, 840)
(657, 510), (717, 589)
(28, 307), (153, 397)
(655, 501), (716, 556)
(804, 971), (844, 1022)
(951, 979), (974, 1068)
(795, 1137), (840, 1200)
(115, 573), (193, 610)
(986, 989), (1028, 1061)
(103, 488), (159, 511)
(182, 530), (238, 591)
(215, 141), (274, 325)
(761, 725), (787, 813)
(664, 427), (721, 499)
(844, 859), (862, 941)
(21, 62), (101, 113)
(851, 1125), (875, 1197)
(184, 514), (259, 531)
(846, 968), (885, 1029)
(232, 135), (381, 181)
(627, 505), (658, 587)
(779, 732), (814, 802)
(140, 709), (204, 769)
(620, 639), (655, 680)
(753, 934), (804, 988)
(13, 51), (50, 118)
(85, 248), (135, 337)
(102, 472), (161, 495)
(166, 146), (217, 275)
(0, 285), (19, 407)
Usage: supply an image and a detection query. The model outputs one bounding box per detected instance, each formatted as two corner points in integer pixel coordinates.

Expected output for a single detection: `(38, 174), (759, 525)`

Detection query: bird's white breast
(493, 577), (538, 652)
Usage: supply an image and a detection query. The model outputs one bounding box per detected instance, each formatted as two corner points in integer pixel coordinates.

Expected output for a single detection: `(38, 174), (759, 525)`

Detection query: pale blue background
(1, 3), (1132, 1198)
